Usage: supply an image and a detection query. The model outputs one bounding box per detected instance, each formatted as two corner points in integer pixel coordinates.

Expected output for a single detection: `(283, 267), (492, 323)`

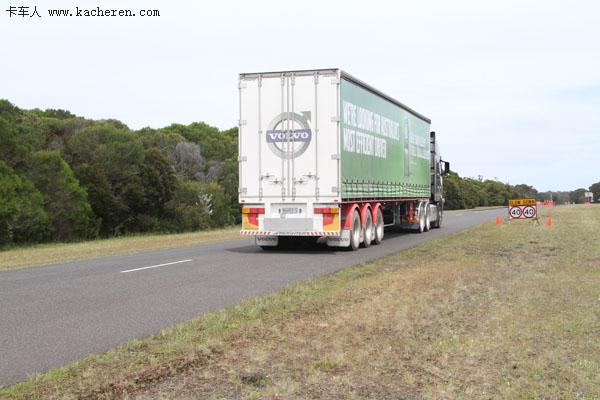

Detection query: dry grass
(0, 227), (241, 272)
(2, 205), (599, 399)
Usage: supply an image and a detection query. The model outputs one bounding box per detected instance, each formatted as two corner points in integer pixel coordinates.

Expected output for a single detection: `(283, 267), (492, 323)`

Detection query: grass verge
(1, 205), (599, 399)
(0, 227), (241, 272)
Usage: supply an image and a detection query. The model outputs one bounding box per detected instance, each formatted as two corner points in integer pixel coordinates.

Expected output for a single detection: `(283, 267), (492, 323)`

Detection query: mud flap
(326, 229), (351, 247)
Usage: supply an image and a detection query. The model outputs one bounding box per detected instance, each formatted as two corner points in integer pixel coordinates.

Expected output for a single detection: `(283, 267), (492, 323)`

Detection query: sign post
(508, 198), (539, 224)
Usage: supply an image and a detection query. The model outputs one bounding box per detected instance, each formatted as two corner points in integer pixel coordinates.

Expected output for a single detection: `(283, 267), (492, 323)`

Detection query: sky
(1, 0), (599, 191)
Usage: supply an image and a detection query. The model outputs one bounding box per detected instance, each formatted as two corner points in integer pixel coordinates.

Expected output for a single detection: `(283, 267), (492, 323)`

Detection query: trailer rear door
(239, 70), (340, 203)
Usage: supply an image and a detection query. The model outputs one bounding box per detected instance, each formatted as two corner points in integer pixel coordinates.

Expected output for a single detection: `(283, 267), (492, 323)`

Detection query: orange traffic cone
(496, 215), (502, 225)
(546, 216), (553, 228)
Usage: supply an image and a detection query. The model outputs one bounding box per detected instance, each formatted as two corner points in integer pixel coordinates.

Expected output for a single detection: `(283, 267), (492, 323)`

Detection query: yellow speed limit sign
(508, 199), (537, 219)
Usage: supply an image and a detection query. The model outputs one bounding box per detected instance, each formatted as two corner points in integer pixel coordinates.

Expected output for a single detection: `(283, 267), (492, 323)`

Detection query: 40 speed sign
(508, 198), (537, 219)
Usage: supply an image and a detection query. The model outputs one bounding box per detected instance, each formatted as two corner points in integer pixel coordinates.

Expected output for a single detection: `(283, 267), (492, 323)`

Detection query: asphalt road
(0, 208), (502, 387)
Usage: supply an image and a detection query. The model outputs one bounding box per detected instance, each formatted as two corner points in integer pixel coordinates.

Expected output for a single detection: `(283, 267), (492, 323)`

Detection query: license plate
(281, 207), (300, 215)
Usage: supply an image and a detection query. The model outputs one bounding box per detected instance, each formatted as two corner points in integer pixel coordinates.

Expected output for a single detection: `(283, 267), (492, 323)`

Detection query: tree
(66, 123), (145, 236)
(138, 129), (186, 159)
(159, 123), (237, 161)
(74, 164), (128, 236)
(138, 148), (176, 217)
(218, 158), (240, 222)
(510, 184), (538, 200)
(443, 173), (530, 209)
(174, 141), (204, 180)
(483, 180), (510, 205)
(39, 108), (75, 120)
(27, 151), (98, 241)
(0, 102), (246, 242)
(0, 100), (44, 171)
(23, 109), (91, 152)
(537, 191), (570, 204)
(165, 180), (213, 231)
(0, 160), (50, 245)
(443, 172), (463, 209)
(462, 177), (487, 207)
(205, 160), (223, 183)
(569, 188), (587, 204)
(203, 182), (235, 227)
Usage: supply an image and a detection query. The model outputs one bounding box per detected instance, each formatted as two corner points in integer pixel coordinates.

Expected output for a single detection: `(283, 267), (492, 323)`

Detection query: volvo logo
(266, 111), (312, 159)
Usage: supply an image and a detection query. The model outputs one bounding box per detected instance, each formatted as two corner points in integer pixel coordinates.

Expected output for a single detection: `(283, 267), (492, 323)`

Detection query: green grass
(1, 205), (599, 399)
(0, 226), (241, 272)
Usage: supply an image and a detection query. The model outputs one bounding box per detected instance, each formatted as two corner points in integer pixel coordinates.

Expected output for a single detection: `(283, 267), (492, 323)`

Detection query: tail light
(315, 207), (340, 232)
(241, 207), (264, 231)
(242, 207), (265, 214)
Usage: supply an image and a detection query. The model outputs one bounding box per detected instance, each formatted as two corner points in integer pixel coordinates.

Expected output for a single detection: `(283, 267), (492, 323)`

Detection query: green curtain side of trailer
(340, 78), (431, 199)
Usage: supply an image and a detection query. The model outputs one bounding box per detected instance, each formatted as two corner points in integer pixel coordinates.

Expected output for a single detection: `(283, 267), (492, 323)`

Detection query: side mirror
(443, 161), (450, 175)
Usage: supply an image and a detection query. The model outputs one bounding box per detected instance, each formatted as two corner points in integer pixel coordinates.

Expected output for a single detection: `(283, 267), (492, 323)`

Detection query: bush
(0, 161), (50, 246)
(27, 150), (98, 241)
(203, 182), (235, 227)
(66, 123), (145, 236)
(165, 180), (213, 232)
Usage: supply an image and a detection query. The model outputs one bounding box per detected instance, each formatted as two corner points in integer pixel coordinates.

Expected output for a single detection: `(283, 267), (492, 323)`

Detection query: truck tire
(374, 208), (384, 245)
(362, 210), (373, 248)
(349, 210), (361, 251)
(417, 204), (426, 234)
(424, 205), (431, 232)
(432, 206), (443, 229)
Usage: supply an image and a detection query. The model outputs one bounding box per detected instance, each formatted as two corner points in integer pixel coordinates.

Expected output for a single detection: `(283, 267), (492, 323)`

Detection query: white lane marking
(455, 213), (463, 217)
(120, 259), (192, 274)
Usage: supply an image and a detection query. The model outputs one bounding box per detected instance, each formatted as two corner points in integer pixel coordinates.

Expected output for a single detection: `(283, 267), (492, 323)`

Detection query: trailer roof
(239, 68), (431, 124)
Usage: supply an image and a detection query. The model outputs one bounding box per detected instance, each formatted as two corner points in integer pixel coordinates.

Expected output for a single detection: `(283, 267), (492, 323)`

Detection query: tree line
(1, 99), (598, 247)
(443, 171), (599, 210)
(1, 100), (238, 246)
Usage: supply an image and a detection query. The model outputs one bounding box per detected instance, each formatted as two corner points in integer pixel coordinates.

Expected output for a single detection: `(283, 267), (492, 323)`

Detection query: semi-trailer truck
(238, 69), (449, 250)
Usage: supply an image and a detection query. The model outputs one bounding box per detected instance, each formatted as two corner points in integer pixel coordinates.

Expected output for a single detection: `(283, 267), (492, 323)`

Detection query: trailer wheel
(349, 210), (361, 251)
(362, 210), (373, 248)
(417, 204), (426, 234)
(424, 205), (431, 232)
(374, 208), (384, 245)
